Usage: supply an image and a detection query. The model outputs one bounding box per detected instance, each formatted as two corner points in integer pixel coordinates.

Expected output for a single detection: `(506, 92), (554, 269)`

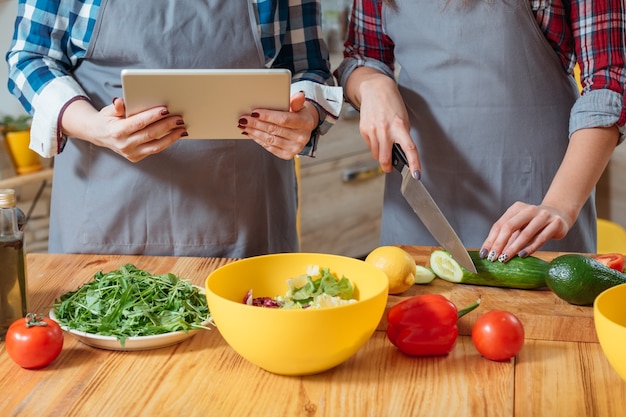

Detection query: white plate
(49, 286), (212, 351)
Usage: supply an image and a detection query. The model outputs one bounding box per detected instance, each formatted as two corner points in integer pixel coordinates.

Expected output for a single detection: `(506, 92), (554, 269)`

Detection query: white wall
(1, 1), (26, 117)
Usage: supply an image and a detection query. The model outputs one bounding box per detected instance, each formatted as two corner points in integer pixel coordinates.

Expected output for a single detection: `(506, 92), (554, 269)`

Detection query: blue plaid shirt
(6, 0), (341, 156)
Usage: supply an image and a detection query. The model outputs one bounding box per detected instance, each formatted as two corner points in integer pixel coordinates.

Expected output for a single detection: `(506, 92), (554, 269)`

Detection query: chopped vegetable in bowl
(52, 264), (211, 345)
(243, 265), (357, 309)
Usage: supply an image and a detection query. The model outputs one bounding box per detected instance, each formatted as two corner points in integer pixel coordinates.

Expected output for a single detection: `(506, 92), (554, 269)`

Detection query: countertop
(0, 249), (624, 417)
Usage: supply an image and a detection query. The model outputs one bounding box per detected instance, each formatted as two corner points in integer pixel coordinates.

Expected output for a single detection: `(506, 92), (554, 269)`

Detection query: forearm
(343, 66), (397, 110)
(59, 98), (103, 144)
(542, 126), (619, 224)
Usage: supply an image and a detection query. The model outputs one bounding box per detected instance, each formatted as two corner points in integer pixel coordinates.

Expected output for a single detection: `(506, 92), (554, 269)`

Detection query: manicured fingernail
(498, 253), (508, 263)
(412, 170), (421, 180)
(112, 97), (118, 104)
(518, 250), (528, 258)
(487, 250), (497, 262)
(241, 131), (249, 136)
(479, 248), (488, 258)
(181, 131), (188, 137)
(176, 119), (185, 125)
(238, 118), (247, 125)
(251, 112), (260, 118)
(160, 109), (170, 116)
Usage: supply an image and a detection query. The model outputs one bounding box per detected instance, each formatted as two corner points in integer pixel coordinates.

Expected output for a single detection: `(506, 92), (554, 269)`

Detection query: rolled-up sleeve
(570, 89), (626, 145)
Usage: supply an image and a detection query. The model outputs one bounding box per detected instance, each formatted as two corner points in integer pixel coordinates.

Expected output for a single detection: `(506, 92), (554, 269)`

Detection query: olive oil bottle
(0, 189), (27, 340)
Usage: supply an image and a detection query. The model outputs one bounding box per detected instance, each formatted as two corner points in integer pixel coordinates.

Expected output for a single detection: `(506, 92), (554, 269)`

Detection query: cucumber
(414, 265), (436, 284)
(430, 250), (548, 289)
(546, 254), (626, 305)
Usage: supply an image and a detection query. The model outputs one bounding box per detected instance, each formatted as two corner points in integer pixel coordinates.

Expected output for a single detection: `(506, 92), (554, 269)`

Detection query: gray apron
(49, 0), (299, 257)
(380, 0), (596, 252)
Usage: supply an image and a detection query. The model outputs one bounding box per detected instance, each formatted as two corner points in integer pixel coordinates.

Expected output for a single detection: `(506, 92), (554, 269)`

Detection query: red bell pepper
(386, 293), (480, 356)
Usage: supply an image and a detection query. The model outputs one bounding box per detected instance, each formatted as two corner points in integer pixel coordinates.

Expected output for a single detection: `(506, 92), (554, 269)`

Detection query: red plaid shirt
(342, 0), (626, 130)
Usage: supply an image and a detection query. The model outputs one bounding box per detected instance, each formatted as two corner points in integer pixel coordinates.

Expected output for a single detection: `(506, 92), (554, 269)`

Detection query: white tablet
(121, 68), (291, 139)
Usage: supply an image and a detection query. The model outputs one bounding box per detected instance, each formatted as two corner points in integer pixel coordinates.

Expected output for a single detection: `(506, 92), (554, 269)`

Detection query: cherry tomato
(593, 253), (624, 272)
(5, 313), (64, 369)
(471, 310), (524, 361)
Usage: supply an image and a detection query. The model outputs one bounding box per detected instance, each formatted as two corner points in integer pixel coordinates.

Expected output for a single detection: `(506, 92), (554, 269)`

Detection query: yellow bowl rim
(205, 252), (389, 312)
(594, 282), (626, 327)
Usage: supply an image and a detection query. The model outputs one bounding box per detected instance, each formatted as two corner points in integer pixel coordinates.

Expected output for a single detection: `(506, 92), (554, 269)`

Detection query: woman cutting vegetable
(6, 0), (342, 257)
(336, 0), (625, 261)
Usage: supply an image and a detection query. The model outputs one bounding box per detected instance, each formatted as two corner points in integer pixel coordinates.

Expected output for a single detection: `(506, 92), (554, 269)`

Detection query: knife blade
(391, 144), (477, 273)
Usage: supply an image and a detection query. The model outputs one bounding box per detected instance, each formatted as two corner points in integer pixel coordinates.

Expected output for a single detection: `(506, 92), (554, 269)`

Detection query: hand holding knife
(391, 144), (477, 272)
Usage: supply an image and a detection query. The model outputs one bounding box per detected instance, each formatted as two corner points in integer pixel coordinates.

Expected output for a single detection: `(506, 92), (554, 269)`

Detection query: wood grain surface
(0, 251), (624, 417)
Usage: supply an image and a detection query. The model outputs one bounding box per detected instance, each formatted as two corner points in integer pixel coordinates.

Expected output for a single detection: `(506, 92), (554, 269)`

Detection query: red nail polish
(176, 119), (185, 125)
(181, 131), (188, 137)
(112, 97), (118, 104)
(238, 118), (247, 125)
(251, 112), (260, 118)
(241, 131), (249, 136)
(160, 109), (170, 116)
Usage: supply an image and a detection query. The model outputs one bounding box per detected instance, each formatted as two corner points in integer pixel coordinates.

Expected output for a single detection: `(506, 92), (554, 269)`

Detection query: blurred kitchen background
(1, 0), (624, 256)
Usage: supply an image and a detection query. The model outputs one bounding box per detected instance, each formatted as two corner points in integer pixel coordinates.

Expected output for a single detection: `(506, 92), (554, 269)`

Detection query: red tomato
(593, 253), (624, 272)
(471, 310), (524, 361)
(5, 313), (64, 369)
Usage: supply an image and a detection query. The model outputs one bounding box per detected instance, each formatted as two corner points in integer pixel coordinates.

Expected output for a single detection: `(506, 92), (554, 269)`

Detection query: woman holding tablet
(6, 0), (342, 257)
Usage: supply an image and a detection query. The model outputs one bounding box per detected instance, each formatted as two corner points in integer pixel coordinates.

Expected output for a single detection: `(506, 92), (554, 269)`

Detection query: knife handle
(391, 143), (408, 173)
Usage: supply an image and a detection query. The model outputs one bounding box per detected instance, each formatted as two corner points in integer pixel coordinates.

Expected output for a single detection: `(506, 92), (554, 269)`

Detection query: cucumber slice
(430, 250), (464, 282)
(414, 265), (436, 284)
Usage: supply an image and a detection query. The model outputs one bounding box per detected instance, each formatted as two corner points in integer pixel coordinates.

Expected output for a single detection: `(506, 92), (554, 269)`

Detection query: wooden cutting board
(379, 246), (598, 343)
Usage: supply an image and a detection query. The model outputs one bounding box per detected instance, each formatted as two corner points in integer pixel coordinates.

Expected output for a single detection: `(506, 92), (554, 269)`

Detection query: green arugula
(53, 264), (210, 345)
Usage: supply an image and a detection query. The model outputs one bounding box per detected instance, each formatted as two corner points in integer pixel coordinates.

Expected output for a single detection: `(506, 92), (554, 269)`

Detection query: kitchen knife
(391, 144), (477, 272)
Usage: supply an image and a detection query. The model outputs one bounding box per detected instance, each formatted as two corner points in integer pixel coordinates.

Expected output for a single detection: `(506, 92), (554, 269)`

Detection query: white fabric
(30, 76), (86, 158)
(292, 80), (343, 119)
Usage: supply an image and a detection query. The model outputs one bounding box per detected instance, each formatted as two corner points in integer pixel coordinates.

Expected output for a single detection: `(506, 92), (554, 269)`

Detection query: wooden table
(1, 249), (625, 417)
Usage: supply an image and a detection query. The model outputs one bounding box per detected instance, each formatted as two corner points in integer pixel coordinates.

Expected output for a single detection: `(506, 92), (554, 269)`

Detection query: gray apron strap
(49, 0), (299, 257)
(379, 0), (595, 252)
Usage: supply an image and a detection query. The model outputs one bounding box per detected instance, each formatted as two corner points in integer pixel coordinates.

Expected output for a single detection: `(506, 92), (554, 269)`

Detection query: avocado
(546, 254), (626, 306)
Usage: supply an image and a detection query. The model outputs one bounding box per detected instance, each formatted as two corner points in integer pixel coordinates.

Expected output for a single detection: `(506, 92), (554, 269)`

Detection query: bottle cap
(0, 189), (17, 208)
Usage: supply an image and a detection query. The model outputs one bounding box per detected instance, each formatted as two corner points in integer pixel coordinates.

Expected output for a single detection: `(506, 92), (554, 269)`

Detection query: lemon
(365, 246), (416, 294)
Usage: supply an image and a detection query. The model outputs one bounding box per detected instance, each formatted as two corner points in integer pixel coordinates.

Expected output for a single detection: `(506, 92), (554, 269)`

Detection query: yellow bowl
(594, 283), (626, 381)
(205, 253), (389, 375)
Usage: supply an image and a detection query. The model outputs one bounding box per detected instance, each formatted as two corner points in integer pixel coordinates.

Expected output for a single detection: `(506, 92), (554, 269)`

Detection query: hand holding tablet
(121, 69), (291, 139)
